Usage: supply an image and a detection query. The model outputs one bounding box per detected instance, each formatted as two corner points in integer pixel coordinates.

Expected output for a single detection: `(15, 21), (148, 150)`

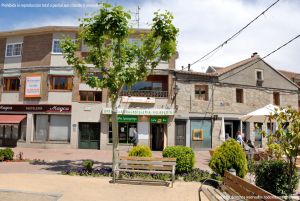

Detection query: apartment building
(173, 53), (299, 150)
(0, 26), (177, 150)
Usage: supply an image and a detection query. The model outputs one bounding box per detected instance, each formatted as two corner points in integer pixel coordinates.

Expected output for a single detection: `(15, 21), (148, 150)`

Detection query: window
(50, 76), (73, 90)
(123, 81), (163, 91)
(236, 88), (244, 103)
(52, 39), (62, 53)
(109, 123), (137, 144)
(6, 43), (22, 57)
(52, 39), (75, 54)
(34, 115), (70, 142)
(255, 69), (263, 81)
(273, 92), (280, 106)
(4, 77), (20, 91)
(195, 85), (208, 101)
(79, 91), (102, 102)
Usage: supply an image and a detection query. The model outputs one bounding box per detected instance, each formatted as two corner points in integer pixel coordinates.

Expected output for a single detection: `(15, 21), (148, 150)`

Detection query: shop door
(79, 123), (100, 149)
(175, 121), (186, 146)
(151, 124), (164, 151)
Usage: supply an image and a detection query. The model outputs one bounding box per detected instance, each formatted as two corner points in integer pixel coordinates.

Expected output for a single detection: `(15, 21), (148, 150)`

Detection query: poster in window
(25, 75), (41, 98)
(192, 129), (204, 141)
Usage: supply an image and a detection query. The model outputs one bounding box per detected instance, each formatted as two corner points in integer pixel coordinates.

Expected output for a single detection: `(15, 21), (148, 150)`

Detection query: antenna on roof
(132, 6), (141, 28)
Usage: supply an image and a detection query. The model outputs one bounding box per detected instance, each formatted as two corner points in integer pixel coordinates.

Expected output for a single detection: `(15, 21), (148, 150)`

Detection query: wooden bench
(113, 156), (176, 187)
(199, 171), (283, 201)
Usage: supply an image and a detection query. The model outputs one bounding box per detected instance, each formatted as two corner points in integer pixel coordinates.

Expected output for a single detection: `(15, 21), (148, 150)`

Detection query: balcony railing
(121, 90), (168, 98)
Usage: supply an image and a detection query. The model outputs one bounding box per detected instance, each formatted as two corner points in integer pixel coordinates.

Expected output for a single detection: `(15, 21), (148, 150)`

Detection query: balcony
(121, 90), (168, 98)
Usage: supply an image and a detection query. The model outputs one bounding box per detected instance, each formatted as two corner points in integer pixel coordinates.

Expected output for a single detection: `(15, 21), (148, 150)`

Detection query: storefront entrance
(79, 122), (100, 149)
(175, 121), (186, 146)
(151, 124), (164, 151)
(0, 115), (27, 147)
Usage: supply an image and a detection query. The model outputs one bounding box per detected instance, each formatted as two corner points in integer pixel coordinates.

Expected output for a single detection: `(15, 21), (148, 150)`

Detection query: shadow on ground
(30, 160), (112, 172)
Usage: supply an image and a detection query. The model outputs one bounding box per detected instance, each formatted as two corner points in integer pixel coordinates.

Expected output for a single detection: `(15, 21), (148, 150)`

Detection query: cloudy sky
(0, 0), (299, 72)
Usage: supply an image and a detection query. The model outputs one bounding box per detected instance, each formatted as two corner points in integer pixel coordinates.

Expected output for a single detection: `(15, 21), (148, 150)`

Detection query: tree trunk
(111, 100), (119, 182)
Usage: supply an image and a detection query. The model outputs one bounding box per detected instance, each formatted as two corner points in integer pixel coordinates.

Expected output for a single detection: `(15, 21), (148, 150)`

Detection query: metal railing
(121, 90), (168, 98)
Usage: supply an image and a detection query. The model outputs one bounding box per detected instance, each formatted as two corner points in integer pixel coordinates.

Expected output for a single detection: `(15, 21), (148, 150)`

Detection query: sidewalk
(0, 173), (207, 201)
(0, 147), (211, 174)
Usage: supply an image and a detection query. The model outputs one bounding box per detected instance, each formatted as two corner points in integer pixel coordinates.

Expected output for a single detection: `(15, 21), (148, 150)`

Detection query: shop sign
(121, 96), (155, 104)
(103, 108), (175, 116)
(150, 117), (168, 124)
(0, 104), (71, 113)
(118, 115), (138, 123)
(25, 75), (41, 98)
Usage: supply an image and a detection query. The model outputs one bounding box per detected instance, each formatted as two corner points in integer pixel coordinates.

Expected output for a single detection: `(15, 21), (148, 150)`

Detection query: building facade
(173, 53), (299, 150)
(0, 26), (298, 151)
(0, 26), (177, 150)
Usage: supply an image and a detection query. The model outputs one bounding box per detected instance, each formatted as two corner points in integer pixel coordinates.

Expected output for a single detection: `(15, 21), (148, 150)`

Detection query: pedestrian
(131, 128), (138, 146)
(225, 133), (231, 141)
(236, 131), (244, 146)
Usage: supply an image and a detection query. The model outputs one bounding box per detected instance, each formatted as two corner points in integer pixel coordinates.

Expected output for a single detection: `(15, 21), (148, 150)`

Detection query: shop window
(190, 120), (212, 150)
(236, 88), (244, 103)
(273, 92), (280, 106)
(4, 77), (20, 91)
(50, 76), (73, 90)
(109, 123), (137, 144)
(79, 91), (102, 102)
(34, 115), (70, 142)
(195, 85), (208, 101)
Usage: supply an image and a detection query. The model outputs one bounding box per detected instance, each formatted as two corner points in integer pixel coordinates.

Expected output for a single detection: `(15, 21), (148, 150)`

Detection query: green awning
(49, 69), (74, 76)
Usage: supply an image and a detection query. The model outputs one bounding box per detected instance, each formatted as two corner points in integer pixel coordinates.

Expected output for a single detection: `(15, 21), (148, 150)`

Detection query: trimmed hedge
(128, 145), (152, 157)
(209, 139), (247, 178)
(162, 146), (195, 173)
(0, 148), (14, 161)
(255, 159), (299, 196)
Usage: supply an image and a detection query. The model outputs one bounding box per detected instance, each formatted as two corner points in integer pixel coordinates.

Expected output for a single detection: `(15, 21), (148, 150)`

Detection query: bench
(199, 171), (283, 201)
(113, 156), (176, 187)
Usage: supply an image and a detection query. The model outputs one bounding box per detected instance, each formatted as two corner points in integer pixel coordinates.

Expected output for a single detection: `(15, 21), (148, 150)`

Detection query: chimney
(251, 52), (258, 58)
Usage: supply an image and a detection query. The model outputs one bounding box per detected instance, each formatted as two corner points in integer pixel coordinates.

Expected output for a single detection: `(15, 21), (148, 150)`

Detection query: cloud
(4, 0), (300, 73)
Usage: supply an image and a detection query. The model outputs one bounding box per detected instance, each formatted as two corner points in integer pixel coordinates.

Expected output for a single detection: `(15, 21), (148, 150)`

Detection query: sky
(0, 0), (299, 73)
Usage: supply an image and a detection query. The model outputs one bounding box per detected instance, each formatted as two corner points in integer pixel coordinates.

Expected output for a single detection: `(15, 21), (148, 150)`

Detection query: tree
(61, 3), (178, 181)
(269, 106), (300, 198)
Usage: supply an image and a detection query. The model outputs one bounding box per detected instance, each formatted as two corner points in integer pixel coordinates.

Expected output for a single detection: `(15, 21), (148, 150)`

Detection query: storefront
(103, 108), (174, 151)
(190, 119), (212, 151)
(0, 104), (72, 147)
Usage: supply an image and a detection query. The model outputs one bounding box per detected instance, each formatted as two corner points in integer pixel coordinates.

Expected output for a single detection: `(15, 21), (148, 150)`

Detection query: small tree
(269, 106), (300, 197)
(61, 3), (178, 181)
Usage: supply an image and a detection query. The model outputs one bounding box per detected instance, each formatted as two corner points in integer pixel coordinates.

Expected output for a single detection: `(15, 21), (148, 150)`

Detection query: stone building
(173, 53), (299, 150)
(0, 26), (177, 150)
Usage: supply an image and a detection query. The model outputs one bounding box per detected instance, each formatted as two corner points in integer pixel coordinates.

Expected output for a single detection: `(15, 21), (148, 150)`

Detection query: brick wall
(0, 38), (6, 68)
(21, 33), (52, 67)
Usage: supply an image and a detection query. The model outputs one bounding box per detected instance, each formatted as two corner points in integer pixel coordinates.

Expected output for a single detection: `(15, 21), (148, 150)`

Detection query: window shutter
(67, 77), (73, 90)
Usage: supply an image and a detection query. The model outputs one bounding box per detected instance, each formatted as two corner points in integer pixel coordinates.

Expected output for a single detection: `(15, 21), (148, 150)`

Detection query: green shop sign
(150, 117), (168, 124)
(117, 115), (138, 123)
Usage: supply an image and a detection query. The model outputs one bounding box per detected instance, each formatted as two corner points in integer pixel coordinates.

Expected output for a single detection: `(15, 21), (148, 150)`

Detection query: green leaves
(60, 2), (178, 102)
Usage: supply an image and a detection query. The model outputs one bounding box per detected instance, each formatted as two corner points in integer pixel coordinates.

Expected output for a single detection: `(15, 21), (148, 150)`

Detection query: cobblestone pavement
(0, 147), (211, 174)
(0, 174), (208, 201)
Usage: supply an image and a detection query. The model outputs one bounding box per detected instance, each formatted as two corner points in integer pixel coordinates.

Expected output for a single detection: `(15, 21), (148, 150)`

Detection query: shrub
(267, 143), (284, 160)
(209, 139), (247, 178)
(0, 148), (14, 161)
(162, 146), (195, 173)
(181, 168), (210, 182)
(83, 160), (94, 171)
(255, 159), (299, 196)
(128, 145), (152, 157)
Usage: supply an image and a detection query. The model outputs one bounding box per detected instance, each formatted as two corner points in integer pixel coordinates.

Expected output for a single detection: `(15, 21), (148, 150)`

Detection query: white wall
(4, 36), (23, 69)
(48, 92), (72, 104)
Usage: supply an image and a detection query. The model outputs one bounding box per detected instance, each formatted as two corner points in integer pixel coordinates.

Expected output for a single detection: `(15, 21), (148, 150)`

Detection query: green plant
(255, 159), (299, 196)
(128, 145), (152, 157)
(83, 160), (94, 171)
(267, 143), (284, 160)
(0, 148), (14, 161)
(209, 139), (248, 178)
(181, 168), (210, 182)
(162, 146), (195, 173)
